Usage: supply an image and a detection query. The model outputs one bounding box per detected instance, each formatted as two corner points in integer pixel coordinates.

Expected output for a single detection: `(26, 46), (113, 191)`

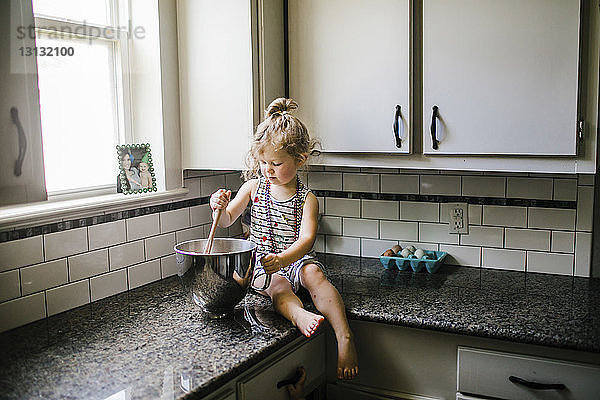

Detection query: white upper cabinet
(0, 0), (47, 206)
(422, 0), (581, 155)
(288, 0), (411, 153)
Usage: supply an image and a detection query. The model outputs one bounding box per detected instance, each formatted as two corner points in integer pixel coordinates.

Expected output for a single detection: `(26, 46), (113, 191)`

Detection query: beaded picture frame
(116, 143), (157, 194)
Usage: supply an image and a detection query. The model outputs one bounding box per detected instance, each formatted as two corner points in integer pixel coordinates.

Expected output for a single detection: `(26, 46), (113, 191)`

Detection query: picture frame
(116, 143), (157, 194)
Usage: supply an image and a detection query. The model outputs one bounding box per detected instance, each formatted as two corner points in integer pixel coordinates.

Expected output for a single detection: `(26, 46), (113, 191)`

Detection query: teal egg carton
(379, 250), (447, 273)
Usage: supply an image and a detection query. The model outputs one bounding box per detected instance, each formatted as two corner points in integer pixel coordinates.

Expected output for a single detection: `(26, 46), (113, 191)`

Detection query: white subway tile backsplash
(46, 280), (90, 316)
(44, 228), (88, 261)
(90, 269), (128, 302)
(109, 241), (145, 271)
(69, 249), (109, 281)
(460, 226), (503, 247)
(88, 220), (126, 251)
(505, 228), (550, 251)
(420, 175), (461, 196)
(343, 173), (379, 192)
(574, 232), (592, 277)
(175, 227), (205, 244)
(313, 235), (325, 253)
(0, 293), (46, 333)
(21, 259), (68, 295)
(381, 174), (419, 194)
(482, 205), (527, 228)
(400, 201), (439, 222)
(160, 255), (178, 278)
(482, 248), (526, 271)
(225, 172), (244, 191)
(182, 177), (201, 200)
(160, 208), (191, 233)
(343, 218), (378, 238)
(361, 238), (397, 258)
(145, 233), (176, 260)
(126, 214), (160, 242)
(551, 231), (575, 253)
(325, 198), (360, 217)
(553, 179), (577, 201)
(128, 259), (161, 289)
(380, 221), (418, 241)
(578, 174), (594, 185)
(200, 174), (226, 197)
(440, 203), (482, 225)
(0, 270), (20, 302)
(190, 204), (212, 227)
(362, 199), (399, 220)
(506, 177), (552, 200)
(325, 236), (360, 256)
(527, 252), (574, 276)
(462, 176), (505, 197)
(528, 208), (575, 230)
(439, 245), (480, 267)
(318, 216), (342, 235)
(419, 223), (459, 245)
(576, 186), (593, 232)
(0, 236), (44, 272)
(307, 172), (342, 190)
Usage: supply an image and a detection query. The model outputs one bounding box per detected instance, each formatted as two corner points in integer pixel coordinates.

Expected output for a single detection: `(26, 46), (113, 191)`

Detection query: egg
(382, 249), (395, 257)
(400, 248), (412, 258)
(391, 244), (402, 255)
(406, 245), (416, 253)
(414, 248), (425, 258)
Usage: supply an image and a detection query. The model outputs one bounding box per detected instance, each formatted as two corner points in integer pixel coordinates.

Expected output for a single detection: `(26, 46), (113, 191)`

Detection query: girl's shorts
(252, 253), (325, 293)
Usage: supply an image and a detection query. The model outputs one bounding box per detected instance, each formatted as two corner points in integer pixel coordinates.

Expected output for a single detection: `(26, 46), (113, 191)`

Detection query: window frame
(32, 0), (133, 198)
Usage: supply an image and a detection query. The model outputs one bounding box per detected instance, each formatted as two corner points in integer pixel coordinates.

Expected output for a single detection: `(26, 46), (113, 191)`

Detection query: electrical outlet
(448, 203), (468, 234)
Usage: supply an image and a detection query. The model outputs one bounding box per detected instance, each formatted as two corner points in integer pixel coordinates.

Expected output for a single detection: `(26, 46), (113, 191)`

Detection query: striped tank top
(250, 176), (311, 259)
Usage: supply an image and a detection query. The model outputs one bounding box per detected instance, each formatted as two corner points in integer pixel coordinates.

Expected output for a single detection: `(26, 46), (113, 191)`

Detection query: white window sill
(0, 188), (189, 231)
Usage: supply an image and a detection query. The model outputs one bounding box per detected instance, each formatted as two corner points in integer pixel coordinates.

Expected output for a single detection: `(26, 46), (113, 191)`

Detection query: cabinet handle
(393, 105), (403, 148)
(276, 367), (304, 389)
(10, 107), (27, 177)
(430, 105), (439, 150)
(509, 375), (566, 391)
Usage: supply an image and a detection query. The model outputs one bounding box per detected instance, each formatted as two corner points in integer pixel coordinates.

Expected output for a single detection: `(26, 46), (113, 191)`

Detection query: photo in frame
(116, 144), (157, 194)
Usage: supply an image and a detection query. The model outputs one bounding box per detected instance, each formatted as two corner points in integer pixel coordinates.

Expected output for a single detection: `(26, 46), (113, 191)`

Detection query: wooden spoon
(204, 208), (223, 254)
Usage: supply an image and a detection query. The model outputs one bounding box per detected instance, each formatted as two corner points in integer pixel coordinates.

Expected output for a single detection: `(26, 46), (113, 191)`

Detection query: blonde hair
(243, 98), (319, 180)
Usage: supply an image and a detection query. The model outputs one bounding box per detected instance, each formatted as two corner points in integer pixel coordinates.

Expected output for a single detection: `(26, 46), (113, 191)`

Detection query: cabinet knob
(393, 105), (404, 148)
(430, 105), (439, 150)
(10, 107), (27, 177)
(509, 375), (566, 391)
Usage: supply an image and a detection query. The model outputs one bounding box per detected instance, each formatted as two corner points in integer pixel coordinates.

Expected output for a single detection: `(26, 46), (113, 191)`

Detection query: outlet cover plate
(448, 203), (468, 234)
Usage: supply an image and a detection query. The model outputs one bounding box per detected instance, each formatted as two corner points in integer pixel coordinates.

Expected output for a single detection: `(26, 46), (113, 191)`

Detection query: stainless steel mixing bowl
(174, 238), (268, 317)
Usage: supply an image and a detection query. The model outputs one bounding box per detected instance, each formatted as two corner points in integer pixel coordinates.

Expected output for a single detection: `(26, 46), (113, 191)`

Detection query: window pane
(32, 0), (111, 26)
(36, 34), (119, 193)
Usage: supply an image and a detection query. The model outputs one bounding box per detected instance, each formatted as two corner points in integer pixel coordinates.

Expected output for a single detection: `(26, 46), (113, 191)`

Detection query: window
(32, 0), (132, 196)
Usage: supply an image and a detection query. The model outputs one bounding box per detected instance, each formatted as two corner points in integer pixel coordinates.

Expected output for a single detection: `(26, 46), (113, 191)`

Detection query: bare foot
(337, 333), (359, 380)
(286, 366), (306, 400)
(293, 309), (324, 337)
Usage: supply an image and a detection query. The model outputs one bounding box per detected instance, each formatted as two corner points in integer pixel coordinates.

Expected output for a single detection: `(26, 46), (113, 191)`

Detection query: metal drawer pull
(509, 375), (566, 391)
(430, 105), (439, 150)
(393, 104), (404, 148)
(10, 107), (27, 177)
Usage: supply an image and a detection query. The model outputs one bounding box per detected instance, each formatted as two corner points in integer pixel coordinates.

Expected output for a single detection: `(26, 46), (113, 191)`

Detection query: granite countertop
(1, 254), (599, 399)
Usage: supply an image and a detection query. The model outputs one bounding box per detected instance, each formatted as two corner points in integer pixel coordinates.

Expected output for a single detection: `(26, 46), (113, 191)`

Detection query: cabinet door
(289, 0), (411, 153)
(178, 0), (258, 170)
(422, 0), (580, 155)
(0, 0), (47, 206)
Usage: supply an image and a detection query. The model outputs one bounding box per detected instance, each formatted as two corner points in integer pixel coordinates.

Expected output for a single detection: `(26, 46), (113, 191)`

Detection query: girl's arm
(211, 180), (256, 228)
(261, 192), (319, 273)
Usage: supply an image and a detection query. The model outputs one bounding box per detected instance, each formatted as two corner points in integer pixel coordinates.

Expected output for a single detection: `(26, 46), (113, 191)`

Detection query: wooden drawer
(457, 347), (600, 400)
(238, 333), (326, 400)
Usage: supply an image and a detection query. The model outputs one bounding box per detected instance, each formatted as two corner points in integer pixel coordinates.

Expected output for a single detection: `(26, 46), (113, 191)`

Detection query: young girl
(209, 98), (358, 380)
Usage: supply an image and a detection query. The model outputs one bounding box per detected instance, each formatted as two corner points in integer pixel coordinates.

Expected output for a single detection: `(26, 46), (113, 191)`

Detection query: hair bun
(265, 98), (298, 118)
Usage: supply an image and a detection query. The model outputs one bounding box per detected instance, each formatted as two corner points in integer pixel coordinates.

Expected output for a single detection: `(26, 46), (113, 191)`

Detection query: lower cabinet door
(458, 347), (600, 400)
(238, 333), (326, 400)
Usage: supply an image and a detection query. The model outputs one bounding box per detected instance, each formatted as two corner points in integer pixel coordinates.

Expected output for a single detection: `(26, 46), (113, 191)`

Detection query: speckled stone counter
(1, 254), (599, 399)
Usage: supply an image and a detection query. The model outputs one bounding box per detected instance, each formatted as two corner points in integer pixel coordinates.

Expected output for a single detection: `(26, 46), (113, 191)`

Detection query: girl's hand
(260, 253), (284, 274)
(210, 189), (231, 211)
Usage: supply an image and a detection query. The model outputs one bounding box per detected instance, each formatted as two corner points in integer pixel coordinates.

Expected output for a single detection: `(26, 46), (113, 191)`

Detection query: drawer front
(238, 333), (326, 400)
(457, 347), (600, 400)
